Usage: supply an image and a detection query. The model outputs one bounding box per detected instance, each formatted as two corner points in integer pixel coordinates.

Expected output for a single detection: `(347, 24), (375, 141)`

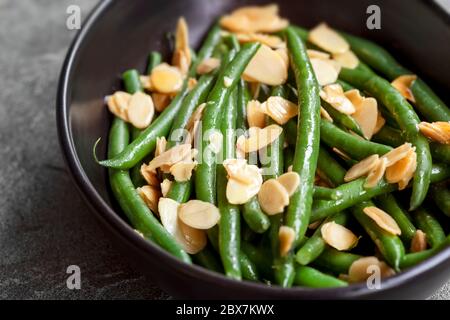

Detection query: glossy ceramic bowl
(57, 0), (450, 299)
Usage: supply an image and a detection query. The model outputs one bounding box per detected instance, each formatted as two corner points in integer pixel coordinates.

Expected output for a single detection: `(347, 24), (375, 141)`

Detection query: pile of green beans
(96, 12), (450, 291)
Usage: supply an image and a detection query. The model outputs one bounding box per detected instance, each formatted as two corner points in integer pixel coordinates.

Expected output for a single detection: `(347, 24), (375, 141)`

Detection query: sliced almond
(172, 17), (191, 75)
(160, 179), (172, 197)
(146, 144), (191, 171)
(351, 97), (378, 139)
(127, 91), (155, 129)
(155, 136), (167, 158)
(152, 93), (171, 112)
(178, 219), (207, 254)
(243, 44), (288, 85)
(140, 164), (160, 187)
(279, 226), (295, 257)
(247, 100), (266, 128)
(196, 57), (220, 75)
(344, 89), (364, 106)
(373, 112), (386, 135)
(380, 143), (412, 167)
(308, 220), (322, 230)
(172, 49), (190, 77)
(307, 49), (330, 60)
(178, 200), (220, 230)
(237, 125), (283, 153)
(208, 131), (223, 154)
(385, 148), (417, 184)
(320, 106), (333, 122)
(236, 32), (283, 48)
(224, 159), (263, 204)
(106, 91), (131, 121)
(398, 151), (417, 190)
(332, 50), (359, 69)
(186, 103), (206, 131)
(170, 161), (197, 182)
(263, 96), (298, 125)
(321, 222), (358, 251)
(411, 230), (427, 253)
(418, 121), (450, 144)
(140, 75), (153, 91)
(310, 58), (339, 86)
(332, 147), (352, 162)
(320, 84), (355, 114)
(150, 63), (183, 94)
(308, 23), (349, 54)
(364, 157), (387, 188)
(223, 158), (252, 184)
(258, 179), (290, 215)
(137, 185), (161, 214)
(391, 75), (417, 102)
(276, 172), (300, 196)
(363, 206), (401, 235)
(275, 47), (289, 68)
(344, 154), (380, 182)
(348, 256), (395, 283)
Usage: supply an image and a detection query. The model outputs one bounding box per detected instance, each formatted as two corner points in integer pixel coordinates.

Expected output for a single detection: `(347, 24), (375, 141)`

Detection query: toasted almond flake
(308, 23), (349, 54)
(226, 178), (259, 205)
(196, 57), (220, 75)
(224, 159), (263, 204)
(172, 49), (190, 76)
(380, 143), (412, 167)
(106, 91), (131, 121)
(138, 185), (161, 214)
(249, 82), (261, 100)
(348, 256), (395, 283)
(411, 230), (427, 253)
(258, 179), (290, 215)
(276, 172), (300, 196)
(140, 75), (153, 91)
(140, 164), (160, 187)
(308, 220), (322, 230)
(351, 97), (378, 139)
(127, 91), (155, 129)
(279, 226), (295, 256)
(243, 44), (288, 85)
(287, 165), (293, 172)
(151, 92), (171, 112)
(178, 219), (207, 254)
(208, 131), (223, 154)
(398, 152), (417, 190)
(373, 112), (386, 135)
(363, 206), (402, 235)
(365, 157), (387, 188)
(310, 58), (339, 86)
(186, 103), (206, 130)
(223, 158), (252, 184)
(155, 136), (167, 158)
(391, 75), (417, 102)
(178, 200), (220, 230)
(263, 96), (298, 125)
(239, 124), (283, 153)
(320, 106), (333, 122)
(321, 222), (358, 251)
(332, 147), (352, 162)
(147, 144), (191, 171)
(307, 49), (330, 60)
(170, 161), (197, 182)
(332, 50), (359, 69)
(344, 154), (380, 182)
(150, 63), (183, 93)
(160, 179), (172, 197)
(418, 121), (450, 144)
(236, 32), (283, 48)
(172, 17), (191, 75)
(247, 100), (266, 128)
(344, 89), (364, 106)
(275, 47), (289, 68)
(385, 148), (417, 184)
(320, 84), (355, 114)
(187, 77), (198, 91)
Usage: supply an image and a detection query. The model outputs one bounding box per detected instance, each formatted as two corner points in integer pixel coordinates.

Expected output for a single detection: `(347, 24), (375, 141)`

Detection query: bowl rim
(56, 0), (450, 298)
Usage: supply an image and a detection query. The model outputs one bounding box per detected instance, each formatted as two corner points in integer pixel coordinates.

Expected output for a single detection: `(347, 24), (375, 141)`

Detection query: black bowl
(57, 0), (450, 299)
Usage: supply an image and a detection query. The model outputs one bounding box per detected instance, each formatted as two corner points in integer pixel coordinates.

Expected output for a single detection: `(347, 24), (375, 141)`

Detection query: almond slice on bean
(160, 179), (172, 197)
(208, 131), (223, 154)
(172, 17), (191, 75)
(263, 96), (298, 125)
(178, 219), (207, 254)
(411, 230), (427, 253)
(223, 158), (253, 184)
(224, 159), (263, 204)
(373, 112), (386, 135)
(127, 91), (155, 129)
(170, 161), (197, 182)
(150, 63), (183, 94)
(236, 32), (284, 48)
(320, 106), (333, 122)
(364, 157), (387, 188)
(391, 75), (417, 102)
(351, 97), (378, 139)
(397, 152), (417, 190)
(348, 256), (395, 283)
(106, 91), (131, 121)
(137, 185), (161, 214)
(320, 84), (355, 114)
(140, 76), (153, 91)
(237, 125), (283, 153)
(279, 226), (296, 256)
(186, 103), (206, 131)
(178, 200), (220, 230)
(155, 136), (167, 157)
(276, 172), (300, 196)
(140, 164), (160, 187)
(196, 57), (221, 75)
(385, 148), (417, 184)
(147, 144), (192, 171)
(380, 142), (412, 167)
(258, 179), (290, 215)
(321, 222), (358, 251)
(310, 58), (339, 86)
(243, 44), (288, 85)
(332, 50), (359, 69)
(247, 100), (266, 128)
(152, 93), (171, 112)
(363, 206), (402, 235)
(344, 154), (380, 182)
(308, 23), (350, 54)
(307, 49), (330, 60)
(418, 121), (450, 144)
(344, 89), (364, 106)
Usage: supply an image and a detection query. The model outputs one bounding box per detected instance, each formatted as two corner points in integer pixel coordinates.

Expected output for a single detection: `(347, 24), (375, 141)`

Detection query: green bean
(296, 211), (348, 265)
(313, 247), (362, 275)
(146, 51), (162, 74)
(375, 194), (416, 244)
(339, 63), (432, 211)
(236, 79), (250, 133)
(294, 266), (348, 288)
(283, 147), (294, 170)
(336, 79), (355, 92)
(242, 197), (270, 233)
(108, 118), (191, 263)
(193, 246), (223, 273)
(241, 241), (273, 280)
(352, 201), (405, 269)
(316, 146), (346, 186)
(321, 102), (365, 137)
(283, 118), (297, 146)
(239, 251), (260, 281)
(285, 27), (321, 246)
(195, 43), (260, 204)
(313, 186), (343, 200)
(340, 31), (450, 122)
(430, 182), (450, 217)
(400, 235), (450, 269)
(412, 207), (446, 248)
(217, 88), (241, 280)
(189, 23), (222, 77)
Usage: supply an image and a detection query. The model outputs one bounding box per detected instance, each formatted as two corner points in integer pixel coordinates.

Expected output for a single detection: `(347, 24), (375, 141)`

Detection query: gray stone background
(0, 0), (448, 299)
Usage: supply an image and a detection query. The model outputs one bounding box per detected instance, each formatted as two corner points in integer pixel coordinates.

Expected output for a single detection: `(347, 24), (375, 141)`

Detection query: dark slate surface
(0, 0), (447, 299)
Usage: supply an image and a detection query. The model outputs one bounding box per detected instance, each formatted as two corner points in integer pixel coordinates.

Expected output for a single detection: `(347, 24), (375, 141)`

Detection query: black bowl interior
(58, 0), (450, 299)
